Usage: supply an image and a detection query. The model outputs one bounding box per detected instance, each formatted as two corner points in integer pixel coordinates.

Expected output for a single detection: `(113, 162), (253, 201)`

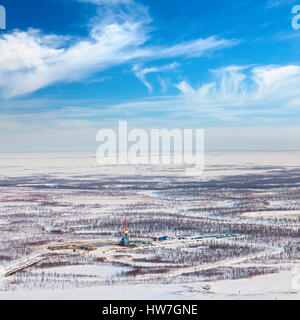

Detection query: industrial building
(119, 217), (168, 247)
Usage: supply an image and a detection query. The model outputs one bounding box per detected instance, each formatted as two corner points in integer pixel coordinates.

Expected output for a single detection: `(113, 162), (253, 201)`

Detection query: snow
(33, 264), (131, 278)
(0, 151), (300, 299)
(0, 268), (299, 300)
(209, 269), (300, 300)
(243, 210), (300, 219)
(1, 151), (300, 179)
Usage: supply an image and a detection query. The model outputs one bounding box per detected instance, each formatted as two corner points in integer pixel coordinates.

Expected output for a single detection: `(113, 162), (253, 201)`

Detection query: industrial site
(0, 152), (299, 299)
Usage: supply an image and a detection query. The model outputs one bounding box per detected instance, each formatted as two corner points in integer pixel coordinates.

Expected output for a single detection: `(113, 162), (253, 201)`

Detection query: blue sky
(0, 0), (300, 152)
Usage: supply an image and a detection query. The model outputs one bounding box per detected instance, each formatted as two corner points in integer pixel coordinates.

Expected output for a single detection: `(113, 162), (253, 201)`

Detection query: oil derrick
(123, 217), (128, 239)
(119, 217), (129, 246)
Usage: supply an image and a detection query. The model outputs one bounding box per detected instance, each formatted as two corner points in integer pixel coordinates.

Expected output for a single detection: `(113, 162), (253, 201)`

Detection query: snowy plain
(0, 151), (299, 300)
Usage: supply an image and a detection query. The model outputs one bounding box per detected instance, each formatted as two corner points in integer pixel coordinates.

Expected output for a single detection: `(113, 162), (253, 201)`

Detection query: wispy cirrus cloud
(154, 37), (238, 59)
(174, 64), (300, 111)
(0, 0), (238, 99)
(3, 64), (300, 124)
(132, 62), (179, 92)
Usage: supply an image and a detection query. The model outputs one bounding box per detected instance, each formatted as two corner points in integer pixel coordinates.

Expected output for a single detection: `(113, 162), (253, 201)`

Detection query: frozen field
(0, 151), (299, 299)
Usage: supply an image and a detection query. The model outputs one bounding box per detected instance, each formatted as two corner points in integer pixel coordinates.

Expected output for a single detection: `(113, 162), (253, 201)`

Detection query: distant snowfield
(0, 268), (299, 300)
(209, 269), (300, 300)
(0, 151), (299, 178)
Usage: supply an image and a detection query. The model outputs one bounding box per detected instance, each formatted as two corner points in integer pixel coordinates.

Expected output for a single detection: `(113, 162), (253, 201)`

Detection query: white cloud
(0, 0), (237, 98)
(174, 64), (300, 111)
(132, 62), (179, 92)
(174, 81), (195, 95)
(156, 37), (239, 58)
(2, 61), (300, 152)
(157, 76), (171, 93)
(3, 63), (300, 126)
(0, 29), (65, 73)
(252, 65), (300, 100)
(0, 20), (147, 98)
